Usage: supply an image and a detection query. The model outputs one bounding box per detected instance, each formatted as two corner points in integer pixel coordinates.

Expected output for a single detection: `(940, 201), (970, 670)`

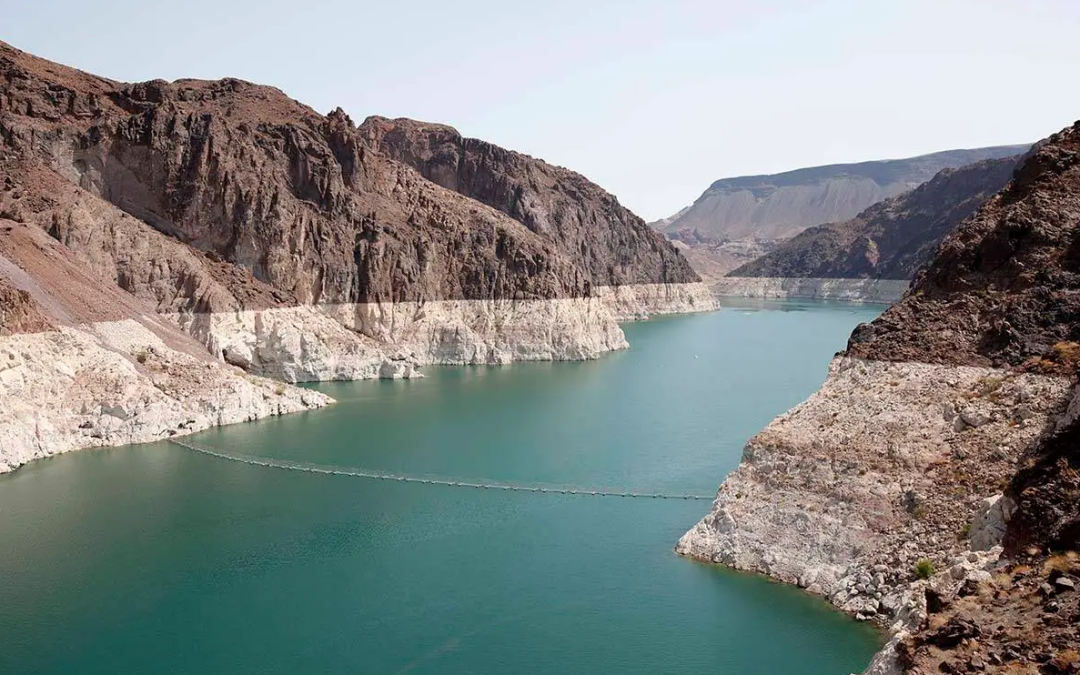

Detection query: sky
(4, 0), (1080, 220)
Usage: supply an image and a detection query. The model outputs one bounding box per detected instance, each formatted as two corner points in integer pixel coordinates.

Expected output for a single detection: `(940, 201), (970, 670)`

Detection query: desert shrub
(957, 522), (971, 541)
(914, 559), (935, 580)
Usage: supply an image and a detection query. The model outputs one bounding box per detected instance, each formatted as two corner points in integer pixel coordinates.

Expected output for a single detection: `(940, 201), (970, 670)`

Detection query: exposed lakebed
(0, 300), (883, 675)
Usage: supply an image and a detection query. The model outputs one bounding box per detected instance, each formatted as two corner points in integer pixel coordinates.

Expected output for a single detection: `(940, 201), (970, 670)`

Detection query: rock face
(0, 41), (713, 354)
(848, 122), (1080, 369)
(0, 40), (716, 469)
(679, 120), (1080, 674)
(730, 156), (1023, 281)
(677, 357), (1069, 613)
(895, 385), (1080, 675)
(0, 41), (701, 306)
(0, 219), (331, 472)
(1004, 386), (1080, 555)
(0, 319), (331, 473)
(359, 117), (699, 287)
(0, 278), (52, 334)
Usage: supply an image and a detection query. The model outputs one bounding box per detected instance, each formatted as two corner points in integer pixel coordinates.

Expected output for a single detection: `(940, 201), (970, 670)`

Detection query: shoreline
(676, 355), (1073, 674)
(0, 283), (718, 474)
(710, 277), (909, 304)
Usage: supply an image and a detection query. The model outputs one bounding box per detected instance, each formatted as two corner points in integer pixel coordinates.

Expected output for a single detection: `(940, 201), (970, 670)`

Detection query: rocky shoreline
(0, 41), (720, 476)
(0, 282), (717, 473)
(0, 319), (332, 473)
(710, 277), (909, 304)
(682, 121), (1080, 675)
(676, 357), (1072, 672)
(173, 282), (716, 381)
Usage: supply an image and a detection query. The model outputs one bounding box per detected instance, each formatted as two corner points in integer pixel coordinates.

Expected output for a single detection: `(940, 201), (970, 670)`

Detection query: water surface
(0, 300), (883, 675)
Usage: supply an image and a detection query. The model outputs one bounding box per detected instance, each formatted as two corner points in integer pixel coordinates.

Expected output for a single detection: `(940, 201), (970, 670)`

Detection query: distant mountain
(646, 206), (689, 230)
(655, 145), (1030, 242)
(730, 155), (1024, 280)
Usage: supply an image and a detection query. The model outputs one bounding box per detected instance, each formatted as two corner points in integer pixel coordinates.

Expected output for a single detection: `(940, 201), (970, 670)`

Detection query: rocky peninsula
(679, 120), (1080, 674)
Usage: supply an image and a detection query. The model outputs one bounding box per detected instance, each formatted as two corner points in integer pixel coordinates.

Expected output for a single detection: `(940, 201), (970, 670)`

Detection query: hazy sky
(5, 0), (1080, 219)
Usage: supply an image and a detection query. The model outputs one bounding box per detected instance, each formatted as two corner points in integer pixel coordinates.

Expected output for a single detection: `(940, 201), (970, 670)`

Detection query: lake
(0, 299), (884, 675)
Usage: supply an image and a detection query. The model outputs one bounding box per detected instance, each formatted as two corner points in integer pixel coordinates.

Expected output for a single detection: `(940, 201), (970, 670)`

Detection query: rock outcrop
(0, 40), (716, 469)
(0, 218), (330, 472)
(358, 116), (699, 288)
(679, 120), (1080, 674)
(730, 156), (1024, 281)
(0, 320), (331, 472)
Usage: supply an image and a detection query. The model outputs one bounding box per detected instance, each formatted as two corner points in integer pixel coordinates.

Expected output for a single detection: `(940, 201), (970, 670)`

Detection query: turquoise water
(0, 300), (883, 675)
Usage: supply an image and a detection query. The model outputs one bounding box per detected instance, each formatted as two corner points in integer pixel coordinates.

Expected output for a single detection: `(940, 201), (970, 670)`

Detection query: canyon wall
(679, 120), (1080, 674)
(0, 40), (715, 470)
(657, 145), (1028, 242)
(731, 156), (1023, 281)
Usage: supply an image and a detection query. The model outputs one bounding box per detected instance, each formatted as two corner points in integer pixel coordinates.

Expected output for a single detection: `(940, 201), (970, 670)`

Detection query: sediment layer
(710, 277), (909, 304)
(593, 282), (718, 321)
(0, 319), (331, 473)
(677, 357), (1072, 672)
(172, 282), (716, 381)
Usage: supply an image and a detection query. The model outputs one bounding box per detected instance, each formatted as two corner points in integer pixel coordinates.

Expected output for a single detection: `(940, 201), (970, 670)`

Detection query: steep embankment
(0, 41), (714, 471)
(358, 116), (698, 288)
(0, 218), (330, 472)
(655, 146), (1028, 279)
(678, 120), (1080, 674)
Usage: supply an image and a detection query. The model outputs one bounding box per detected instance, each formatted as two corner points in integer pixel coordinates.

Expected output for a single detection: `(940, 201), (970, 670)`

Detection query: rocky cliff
(730, 156), (1023, 281)
(658, 146), (1029, 242)
(678, 120), (1080, 674)
(655, 146), (1028, 280)
(358, 116), (698, 288)
(0, 40), (715, 471)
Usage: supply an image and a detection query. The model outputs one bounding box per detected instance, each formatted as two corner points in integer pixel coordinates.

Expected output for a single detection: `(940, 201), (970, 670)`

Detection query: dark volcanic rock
(357, 116), (697, 287)
(1004, 410), (1080, 555)
(842, 120), (1080, 675)
(730, 156), (1023, 281)
(847, 120), (1080, 368)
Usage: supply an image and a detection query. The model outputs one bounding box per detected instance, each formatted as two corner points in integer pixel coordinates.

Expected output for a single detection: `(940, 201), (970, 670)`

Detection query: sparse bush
(958, 522), (971, 541)
(135, 348), (149, 364)
(274, 385), (286, 396)
(976, 375), (1005, 398)
(914, 559), (935, 580)
(1026, 342), (1080, 375)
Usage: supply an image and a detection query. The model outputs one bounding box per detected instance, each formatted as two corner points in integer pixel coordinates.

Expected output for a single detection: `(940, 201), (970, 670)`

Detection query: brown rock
(0, 39), (700, 320)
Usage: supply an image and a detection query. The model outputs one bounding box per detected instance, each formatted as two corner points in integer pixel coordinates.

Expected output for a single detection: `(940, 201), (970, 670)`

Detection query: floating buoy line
(169, 438), (715, 501)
